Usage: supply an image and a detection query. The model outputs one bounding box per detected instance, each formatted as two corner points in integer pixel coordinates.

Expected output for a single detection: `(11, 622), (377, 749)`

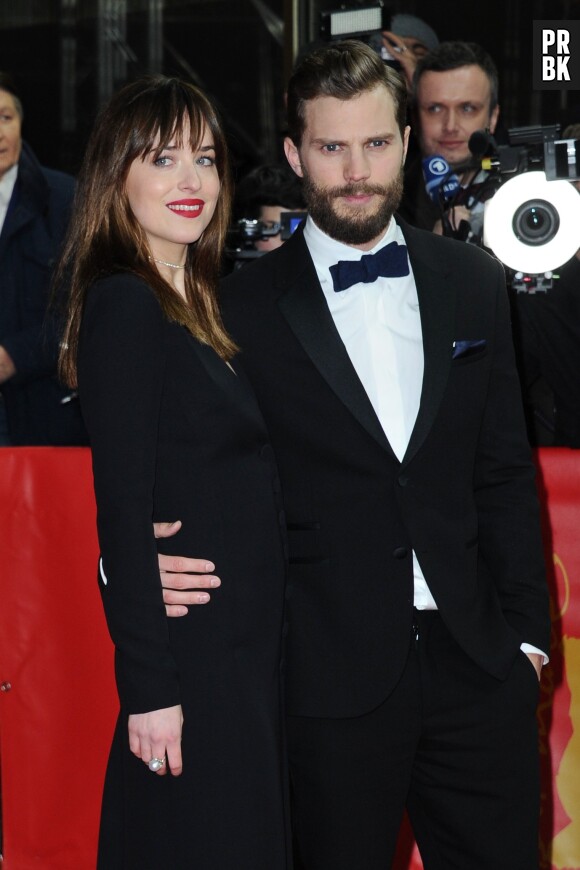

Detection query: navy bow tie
(330, 242), (410, 292)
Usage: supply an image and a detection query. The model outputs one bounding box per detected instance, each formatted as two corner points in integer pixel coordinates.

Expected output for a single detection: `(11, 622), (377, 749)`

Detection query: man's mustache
(328, 183), (389, 198)
(328, 184), (388, 197)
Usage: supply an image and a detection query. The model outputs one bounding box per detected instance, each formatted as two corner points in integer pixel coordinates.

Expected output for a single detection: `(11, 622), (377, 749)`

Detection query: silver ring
(393, 45), (406, 54)
(148, 756), (165, 772)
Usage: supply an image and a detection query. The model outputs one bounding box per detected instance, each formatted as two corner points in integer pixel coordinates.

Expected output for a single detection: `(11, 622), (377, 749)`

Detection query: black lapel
(398, 219), (456, 465)
(0, 147), (49, 257)
(183, 330), (268, 434)
(276, 230), (394, 455)
(0, 195), (35, 260)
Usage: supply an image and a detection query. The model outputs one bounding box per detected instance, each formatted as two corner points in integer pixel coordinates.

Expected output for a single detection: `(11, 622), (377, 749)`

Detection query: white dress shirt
(304, 214), (437, 609)
(0, 163), (18, 236)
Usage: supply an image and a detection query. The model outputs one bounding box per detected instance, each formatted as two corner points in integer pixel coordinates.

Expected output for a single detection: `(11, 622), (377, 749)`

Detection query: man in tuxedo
(157, 41), (549, 869)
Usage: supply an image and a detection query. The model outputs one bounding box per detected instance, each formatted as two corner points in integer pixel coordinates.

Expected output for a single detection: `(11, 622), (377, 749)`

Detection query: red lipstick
(167, 199), (204, 218)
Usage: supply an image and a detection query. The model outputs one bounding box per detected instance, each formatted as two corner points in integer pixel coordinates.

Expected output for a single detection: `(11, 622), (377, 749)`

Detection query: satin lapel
(399, 221), (456, 465)
(276, 231), (393, 455)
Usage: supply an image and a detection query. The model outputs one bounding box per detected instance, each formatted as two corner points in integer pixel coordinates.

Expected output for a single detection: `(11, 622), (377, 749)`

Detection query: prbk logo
(533, 21), (580, 89)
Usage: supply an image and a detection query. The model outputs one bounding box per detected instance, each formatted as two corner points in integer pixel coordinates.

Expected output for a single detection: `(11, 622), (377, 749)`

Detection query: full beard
(301, 165), (404, 246)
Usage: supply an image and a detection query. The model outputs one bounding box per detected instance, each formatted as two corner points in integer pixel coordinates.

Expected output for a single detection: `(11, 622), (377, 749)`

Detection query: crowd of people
(2, 15), (577, 868)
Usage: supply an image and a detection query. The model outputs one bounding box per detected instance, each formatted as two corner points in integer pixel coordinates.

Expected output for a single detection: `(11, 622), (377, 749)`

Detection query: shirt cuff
(520, 642), (549, 666)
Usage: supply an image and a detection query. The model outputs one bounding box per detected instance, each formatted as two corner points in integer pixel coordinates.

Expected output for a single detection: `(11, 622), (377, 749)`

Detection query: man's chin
(439, 151), (470, 170)
(331, 200), (383, 222)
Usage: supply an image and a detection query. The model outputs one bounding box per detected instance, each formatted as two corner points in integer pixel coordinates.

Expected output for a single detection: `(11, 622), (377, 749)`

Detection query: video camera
(225, 212), (306, 267)
(477, 125), (580, 279)
(320, 1), (401, 69)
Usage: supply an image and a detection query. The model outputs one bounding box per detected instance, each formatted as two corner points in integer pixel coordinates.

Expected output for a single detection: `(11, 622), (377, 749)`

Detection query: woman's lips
(167, 199), (204, 218)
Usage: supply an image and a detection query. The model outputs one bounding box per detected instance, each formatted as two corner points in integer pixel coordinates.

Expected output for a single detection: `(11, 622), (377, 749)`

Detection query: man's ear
(489, 105), (500, 135)
(284, 136), (303, 178)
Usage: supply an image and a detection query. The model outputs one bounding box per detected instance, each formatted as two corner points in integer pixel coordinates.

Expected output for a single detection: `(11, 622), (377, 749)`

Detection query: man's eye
(426, 105), (441, 114)
(461, 105), (476, 113)
(369, 140), (387, 148)
(322, 143), (340, 153)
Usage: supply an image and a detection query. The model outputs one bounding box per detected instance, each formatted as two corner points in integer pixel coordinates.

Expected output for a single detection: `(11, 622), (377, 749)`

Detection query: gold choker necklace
(149, 256), (185, 270)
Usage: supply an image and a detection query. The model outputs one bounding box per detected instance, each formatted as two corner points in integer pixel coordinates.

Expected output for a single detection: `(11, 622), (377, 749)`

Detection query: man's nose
(344, 148), (370, 182)
(442, 109), (459, 132)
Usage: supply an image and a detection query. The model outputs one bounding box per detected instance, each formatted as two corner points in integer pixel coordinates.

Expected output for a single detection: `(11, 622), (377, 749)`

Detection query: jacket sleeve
(78, 274), (181, 714)
(473, 258), (551, 653)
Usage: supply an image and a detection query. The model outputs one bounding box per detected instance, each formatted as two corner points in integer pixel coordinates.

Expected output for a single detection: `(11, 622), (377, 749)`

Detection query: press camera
(225, 212), (306, 267)
(320, 2), (401, 68)
(479, 125), (580, 278)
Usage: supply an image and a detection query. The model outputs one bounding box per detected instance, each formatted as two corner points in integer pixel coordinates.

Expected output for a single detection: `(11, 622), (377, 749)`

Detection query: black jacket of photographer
(0, 141), (87, 445)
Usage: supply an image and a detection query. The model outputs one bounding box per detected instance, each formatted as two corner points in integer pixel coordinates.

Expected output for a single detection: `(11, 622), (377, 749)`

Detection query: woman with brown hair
(57, 76), (289, 869)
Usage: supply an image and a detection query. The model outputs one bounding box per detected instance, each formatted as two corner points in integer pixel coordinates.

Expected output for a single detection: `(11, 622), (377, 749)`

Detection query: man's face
(415, 65), (499, 168)
(284, 85), (410, 251)
(256, 204), (291, 252)
(0, 89), (22, 180)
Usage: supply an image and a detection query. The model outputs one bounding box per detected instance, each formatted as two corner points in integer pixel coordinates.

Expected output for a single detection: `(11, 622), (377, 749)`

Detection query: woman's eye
(153, 156), (172, 167)
(197, 156), (215, 166)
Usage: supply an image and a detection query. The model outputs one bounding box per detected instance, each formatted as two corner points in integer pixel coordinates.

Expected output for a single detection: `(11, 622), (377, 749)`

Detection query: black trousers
(288, 610), (541, 870)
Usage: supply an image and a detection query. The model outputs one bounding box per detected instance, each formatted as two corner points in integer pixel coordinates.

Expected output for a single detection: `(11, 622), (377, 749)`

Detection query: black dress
(78, 273), (290, 869)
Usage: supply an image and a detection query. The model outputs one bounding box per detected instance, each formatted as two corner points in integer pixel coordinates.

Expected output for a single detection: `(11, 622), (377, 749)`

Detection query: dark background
(1, 0), (579, 180)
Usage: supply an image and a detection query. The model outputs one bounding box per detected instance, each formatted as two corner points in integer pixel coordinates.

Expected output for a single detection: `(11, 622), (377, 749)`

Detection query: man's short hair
(412, 42), (499, 113)
(0, 71), (23, 119)
(287, 39), (408, 147)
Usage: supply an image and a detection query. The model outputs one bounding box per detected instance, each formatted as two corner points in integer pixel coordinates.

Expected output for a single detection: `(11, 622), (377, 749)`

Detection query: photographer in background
(376, 12), (439, 93)
(399, 41), (500, 237)
(0, 72), (86, 445)
(234, 162), (306, 252)
(399, 43), (580, 448)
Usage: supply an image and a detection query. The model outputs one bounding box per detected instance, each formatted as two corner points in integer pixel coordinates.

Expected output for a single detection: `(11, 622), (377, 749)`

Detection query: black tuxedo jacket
(221, 219), (550, 719)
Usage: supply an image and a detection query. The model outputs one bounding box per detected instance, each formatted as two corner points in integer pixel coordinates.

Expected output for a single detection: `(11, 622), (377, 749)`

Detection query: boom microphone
(468, 129), (496, 159)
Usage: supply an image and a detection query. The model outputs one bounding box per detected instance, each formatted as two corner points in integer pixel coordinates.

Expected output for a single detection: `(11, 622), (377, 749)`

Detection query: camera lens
(512, 199), (560, 246)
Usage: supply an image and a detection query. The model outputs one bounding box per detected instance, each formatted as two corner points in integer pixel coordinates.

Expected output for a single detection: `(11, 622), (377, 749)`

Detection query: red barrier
(535, 450), (580, 870)
(0, 447), (578, 869)
(0, 448), (117, 870)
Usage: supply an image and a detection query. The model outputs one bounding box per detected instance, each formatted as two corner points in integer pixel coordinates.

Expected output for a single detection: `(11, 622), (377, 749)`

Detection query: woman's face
(125, 121), (220, 262)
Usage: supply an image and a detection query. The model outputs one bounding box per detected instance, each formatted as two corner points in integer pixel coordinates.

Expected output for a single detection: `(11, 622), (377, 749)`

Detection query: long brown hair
(57, 75), (236, 388)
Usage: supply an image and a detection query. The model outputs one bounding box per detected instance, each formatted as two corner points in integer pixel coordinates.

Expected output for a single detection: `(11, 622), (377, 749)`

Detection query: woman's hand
(380, 31), (418, 91)
(128, 704), (184, 776)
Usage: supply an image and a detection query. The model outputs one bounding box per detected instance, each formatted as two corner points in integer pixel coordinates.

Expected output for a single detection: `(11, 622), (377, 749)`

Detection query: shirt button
(398, 475), (409, 487)
(393, 547), (409, 560)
